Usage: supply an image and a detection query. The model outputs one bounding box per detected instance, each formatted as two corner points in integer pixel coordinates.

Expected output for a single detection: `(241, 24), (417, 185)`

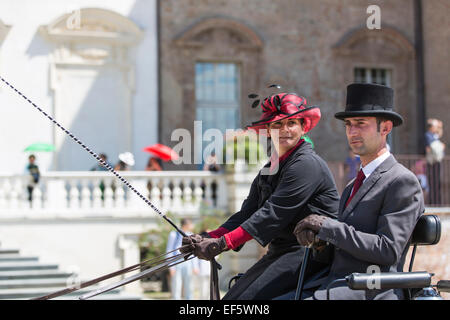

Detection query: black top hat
(334, 83), (403, 127)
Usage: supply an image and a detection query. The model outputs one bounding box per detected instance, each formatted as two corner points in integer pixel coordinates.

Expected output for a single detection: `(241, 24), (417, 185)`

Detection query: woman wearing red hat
(183, 92), (339, 300)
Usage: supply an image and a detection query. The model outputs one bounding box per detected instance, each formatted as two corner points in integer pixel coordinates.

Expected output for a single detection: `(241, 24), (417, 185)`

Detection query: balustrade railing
(0, 171), (227, 216)
(2, 155), (445, 218)
(395, 155), (450, 207)
(329, 155), (450, 207)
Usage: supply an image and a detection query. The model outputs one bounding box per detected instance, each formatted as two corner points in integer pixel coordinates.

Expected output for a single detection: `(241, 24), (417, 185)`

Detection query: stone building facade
(158, 0), (450, 167)
(0, 0), (159, 172)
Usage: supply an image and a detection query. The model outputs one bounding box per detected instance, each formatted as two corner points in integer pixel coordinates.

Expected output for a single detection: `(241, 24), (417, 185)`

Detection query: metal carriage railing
(395, 155), (450, 207)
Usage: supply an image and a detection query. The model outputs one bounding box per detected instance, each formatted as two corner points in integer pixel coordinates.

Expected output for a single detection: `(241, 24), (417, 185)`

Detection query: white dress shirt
(361, 150), (391, 182)
(349, 151), (391, 194)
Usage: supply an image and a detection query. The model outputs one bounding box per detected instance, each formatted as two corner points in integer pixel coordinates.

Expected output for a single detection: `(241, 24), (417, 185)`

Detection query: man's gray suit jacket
(313, 155), (425, 300)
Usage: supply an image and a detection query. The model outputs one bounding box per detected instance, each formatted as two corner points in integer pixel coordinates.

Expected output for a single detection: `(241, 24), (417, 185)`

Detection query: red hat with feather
(246, 92), (321, 134)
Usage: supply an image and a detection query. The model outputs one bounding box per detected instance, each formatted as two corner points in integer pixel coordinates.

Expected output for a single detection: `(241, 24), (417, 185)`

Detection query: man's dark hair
(376, 117), (392, 132)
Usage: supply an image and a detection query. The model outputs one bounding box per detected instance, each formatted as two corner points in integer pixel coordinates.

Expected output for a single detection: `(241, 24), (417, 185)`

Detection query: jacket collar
(269, 138), (309, 173)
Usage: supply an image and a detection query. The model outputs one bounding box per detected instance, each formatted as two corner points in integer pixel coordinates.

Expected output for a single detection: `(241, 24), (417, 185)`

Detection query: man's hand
(193, 236), (228, 260)
(294, 214), (327, 247)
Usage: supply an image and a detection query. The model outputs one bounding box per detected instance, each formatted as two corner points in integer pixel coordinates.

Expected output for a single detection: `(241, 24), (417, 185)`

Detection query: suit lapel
(339, 182), (353, 219)
(340, 155), (397, 221)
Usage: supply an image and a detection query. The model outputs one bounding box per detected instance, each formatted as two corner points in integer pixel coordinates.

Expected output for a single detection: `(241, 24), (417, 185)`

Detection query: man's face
(344, 117), (390, 157)
(268, 118), (304, 153)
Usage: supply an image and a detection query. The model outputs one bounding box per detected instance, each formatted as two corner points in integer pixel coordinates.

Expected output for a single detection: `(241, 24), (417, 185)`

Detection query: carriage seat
(410, 214), (441, 246)
(408, 214), (441, 272)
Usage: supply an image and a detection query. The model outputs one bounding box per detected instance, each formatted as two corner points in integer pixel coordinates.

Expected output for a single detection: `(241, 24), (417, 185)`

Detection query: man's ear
(381, 120), (393, 137)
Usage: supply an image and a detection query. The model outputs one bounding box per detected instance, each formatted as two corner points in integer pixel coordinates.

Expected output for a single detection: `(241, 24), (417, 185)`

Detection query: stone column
(118, 234), (143, 296)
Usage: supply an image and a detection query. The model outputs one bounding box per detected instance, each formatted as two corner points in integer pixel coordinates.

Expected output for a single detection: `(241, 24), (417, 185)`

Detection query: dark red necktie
(345, 169), (366, 208)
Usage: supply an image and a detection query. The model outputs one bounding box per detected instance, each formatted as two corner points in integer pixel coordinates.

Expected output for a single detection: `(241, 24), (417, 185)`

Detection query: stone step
(0, 278), (71, 289)
(0, 255), (39, 262)
(0, 248), (142, 300)
(0, 286), (127, 300)
(54, 293), (142, 300)
(0, 270), (74, 280)
(0, 249), (20, 255)
(51, 289), (143, 300)
(14, 293), (143, 300)
(0, 262), (58, 271)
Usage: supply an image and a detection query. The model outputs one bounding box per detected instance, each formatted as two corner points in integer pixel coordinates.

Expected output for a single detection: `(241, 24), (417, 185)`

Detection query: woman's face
(267, 118), (304, 155)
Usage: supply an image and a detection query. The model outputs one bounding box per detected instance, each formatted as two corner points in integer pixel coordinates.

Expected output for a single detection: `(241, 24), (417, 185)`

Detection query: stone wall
(158, 0), (450, 166)
(422, 0), (450, 146)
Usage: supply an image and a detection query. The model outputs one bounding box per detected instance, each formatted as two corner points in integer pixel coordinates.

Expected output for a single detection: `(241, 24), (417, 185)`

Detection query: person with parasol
(143, 143), (179, 171)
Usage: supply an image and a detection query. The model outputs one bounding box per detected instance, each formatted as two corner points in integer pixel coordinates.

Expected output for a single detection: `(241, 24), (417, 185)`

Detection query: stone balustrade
(0, 168), (254, 293)
(0, 171), (229, 217)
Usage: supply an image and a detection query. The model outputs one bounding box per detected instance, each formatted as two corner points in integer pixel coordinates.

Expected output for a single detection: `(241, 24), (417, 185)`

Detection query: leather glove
(180, 234), (203, 254)
(295, 214), (327, 234)
(295, 229), (328, 249)
(294, 214), (327, 246)
(193, 236), (228, 261)
(295, 229), (316, 247)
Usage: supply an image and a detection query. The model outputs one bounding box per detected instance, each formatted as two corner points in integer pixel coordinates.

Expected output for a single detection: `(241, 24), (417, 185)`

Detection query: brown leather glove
(295, 229), (328, 248)
(193, 236), (228, 261)
(295, 229), (316, 247)
(295, 214), (327, 233)
(180, 234), (203, 254)
(294, 214), (327, 246)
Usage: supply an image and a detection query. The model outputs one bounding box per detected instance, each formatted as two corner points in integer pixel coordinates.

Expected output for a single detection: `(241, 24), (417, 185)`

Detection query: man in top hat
(182, 92), (340, 299)
(294, 83), (424, 300)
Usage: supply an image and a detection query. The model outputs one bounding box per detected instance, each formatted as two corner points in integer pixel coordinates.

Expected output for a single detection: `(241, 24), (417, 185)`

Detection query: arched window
(165, 17), (263, 167)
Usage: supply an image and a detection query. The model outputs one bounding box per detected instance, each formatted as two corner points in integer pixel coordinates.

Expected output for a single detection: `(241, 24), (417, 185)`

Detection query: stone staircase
(0, 248), (142, 300)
